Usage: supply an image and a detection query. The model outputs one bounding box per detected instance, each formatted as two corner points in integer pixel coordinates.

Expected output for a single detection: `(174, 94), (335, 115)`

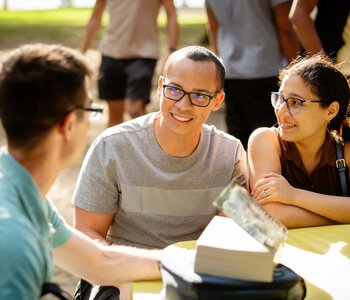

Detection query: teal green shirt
(0, 148), (72, 299)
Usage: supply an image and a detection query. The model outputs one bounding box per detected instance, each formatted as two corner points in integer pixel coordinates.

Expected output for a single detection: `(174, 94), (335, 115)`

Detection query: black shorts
(98, 56), (157, 103)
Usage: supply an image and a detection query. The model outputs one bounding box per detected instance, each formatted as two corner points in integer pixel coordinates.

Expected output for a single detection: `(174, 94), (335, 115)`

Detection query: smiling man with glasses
(73, 46), (248, 299)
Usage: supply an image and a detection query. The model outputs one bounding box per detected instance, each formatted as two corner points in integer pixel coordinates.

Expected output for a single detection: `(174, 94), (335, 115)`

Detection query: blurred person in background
(205, 0), (299, 148)
(289, 0), (350, 61)
(81, 0), (179, 127)
(337, 13), (350, 74)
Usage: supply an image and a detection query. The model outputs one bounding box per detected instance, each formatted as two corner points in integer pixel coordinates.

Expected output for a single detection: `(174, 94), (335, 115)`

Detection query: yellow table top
(132, 225), (350, 300)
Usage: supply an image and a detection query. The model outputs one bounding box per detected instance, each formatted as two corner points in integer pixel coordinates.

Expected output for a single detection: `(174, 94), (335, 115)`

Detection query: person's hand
(117, 282), (132, 300)
(252, 172), (296, 205)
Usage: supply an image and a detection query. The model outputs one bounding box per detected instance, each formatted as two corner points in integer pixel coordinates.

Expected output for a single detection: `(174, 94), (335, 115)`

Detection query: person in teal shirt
(0, 149), (73, 299)
(0, 44), (160, 299)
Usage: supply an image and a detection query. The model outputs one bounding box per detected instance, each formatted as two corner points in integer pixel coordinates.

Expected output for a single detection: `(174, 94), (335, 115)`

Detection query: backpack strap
(335, 140), (350, 196)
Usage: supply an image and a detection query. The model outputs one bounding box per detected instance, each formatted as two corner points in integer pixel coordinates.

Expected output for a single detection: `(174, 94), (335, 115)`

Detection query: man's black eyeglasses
(162, 84), (220, 107)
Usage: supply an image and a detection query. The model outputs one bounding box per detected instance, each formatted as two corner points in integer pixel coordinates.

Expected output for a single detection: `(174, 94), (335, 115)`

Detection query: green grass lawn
(0, 8), (208, 50)
(0, 8), (93, 26)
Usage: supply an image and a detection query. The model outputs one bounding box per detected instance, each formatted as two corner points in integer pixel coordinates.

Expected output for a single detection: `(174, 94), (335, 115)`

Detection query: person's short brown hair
(0, 43), (93, 150)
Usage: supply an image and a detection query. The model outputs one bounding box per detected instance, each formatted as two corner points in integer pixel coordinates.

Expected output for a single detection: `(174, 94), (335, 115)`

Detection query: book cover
(194, 181), (287, 282)
(214, 181), (287, 251)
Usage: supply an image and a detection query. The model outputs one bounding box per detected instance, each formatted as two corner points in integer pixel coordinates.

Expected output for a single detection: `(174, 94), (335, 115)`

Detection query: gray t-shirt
(205, 0), (290, 79)
(73, 112), (247, 248)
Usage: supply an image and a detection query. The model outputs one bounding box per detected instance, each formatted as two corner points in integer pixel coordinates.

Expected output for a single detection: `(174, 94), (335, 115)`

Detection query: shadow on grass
(0, 25), (90, 49)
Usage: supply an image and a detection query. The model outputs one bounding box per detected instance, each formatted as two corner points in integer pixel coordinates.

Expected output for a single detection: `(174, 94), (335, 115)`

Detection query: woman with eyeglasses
(247, 55), (350, 228)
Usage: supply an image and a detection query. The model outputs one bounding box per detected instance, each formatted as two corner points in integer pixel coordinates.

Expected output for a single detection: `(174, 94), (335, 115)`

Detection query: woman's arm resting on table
(248, 128), (350, 227)
(253, 172), (350, 224)
(263, 202), (337, 228)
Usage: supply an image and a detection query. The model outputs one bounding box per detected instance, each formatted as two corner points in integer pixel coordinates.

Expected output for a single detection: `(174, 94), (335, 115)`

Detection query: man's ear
(58, 112), (75, 141)
(212, 91), (225, 112)
(157, 76), (164, 97)
(328, 101), (340, 122)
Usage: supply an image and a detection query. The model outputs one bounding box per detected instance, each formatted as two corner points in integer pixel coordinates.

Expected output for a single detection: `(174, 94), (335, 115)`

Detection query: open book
(194, 181), (287, 282)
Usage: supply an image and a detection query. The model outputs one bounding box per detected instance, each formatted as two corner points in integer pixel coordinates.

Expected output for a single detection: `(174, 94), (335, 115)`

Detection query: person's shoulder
(204, 124), (245, 147)
(89, 113), (156, 153)
(100, 113), (155, 141)
(248, 127), (278, 148)
(250, 126), (277, 139)
(204, 124), (238, 141)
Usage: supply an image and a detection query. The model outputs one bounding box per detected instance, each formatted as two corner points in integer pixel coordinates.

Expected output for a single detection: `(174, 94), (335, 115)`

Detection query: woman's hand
(252, 172), (296, 205)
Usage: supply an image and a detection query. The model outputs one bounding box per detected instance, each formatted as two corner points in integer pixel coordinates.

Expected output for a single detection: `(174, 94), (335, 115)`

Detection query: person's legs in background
(99, 57), (157, 127)
(224, 77), (278, 148)
(106, 101), (124, 127)
(98, 56), (127, 127)
(124, 58), (157, 119)
(224, 79), (249, 147)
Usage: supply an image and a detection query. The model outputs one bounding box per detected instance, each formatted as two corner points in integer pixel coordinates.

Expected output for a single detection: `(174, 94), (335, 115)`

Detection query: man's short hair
(163, 46), (226, 90)
(0, 43), (93, 150)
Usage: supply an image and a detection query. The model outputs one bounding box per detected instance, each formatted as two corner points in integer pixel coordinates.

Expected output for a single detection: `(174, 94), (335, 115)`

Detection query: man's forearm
(54, 229), (161, 287)
(101, 244), (161, 284)
(263, 203), (337, 228)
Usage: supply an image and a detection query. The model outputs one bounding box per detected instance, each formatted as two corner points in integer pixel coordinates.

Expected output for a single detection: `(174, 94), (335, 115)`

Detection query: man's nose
(175, 93), (192, 108)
